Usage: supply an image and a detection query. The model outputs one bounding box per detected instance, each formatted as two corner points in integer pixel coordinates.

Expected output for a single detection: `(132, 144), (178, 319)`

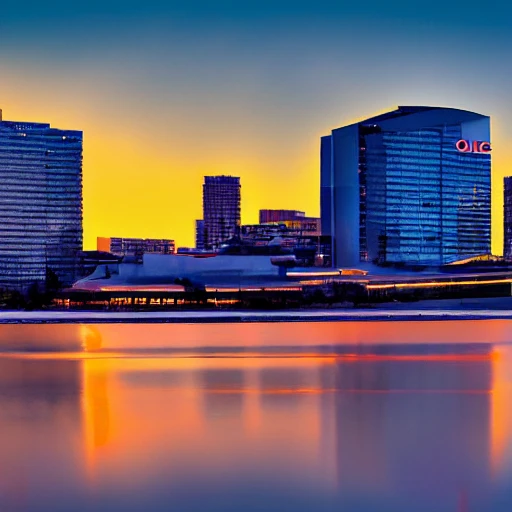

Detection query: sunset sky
(1, 1), (511, 253)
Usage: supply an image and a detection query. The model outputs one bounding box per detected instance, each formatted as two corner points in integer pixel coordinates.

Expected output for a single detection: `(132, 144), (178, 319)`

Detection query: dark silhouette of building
(78, 251), (121, 278)
(259, 209), (305, 224)
(504, 177), (512, 260)
(321, 106), (491, 266)
(0, 109), (83, 289)
(203, 176), (241, 249)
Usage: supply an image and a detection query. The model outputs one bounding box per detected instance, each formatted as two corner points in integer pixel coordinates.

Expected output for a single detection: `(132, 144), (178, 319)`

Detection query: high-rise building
(97, 237), (175, 257)
(0, 110), (83, 289)
(504, 177), (512, 260)
(203, 176), (241, 249)
(321, 106), (491, 267)
(195, 220), (205, 250)
(259, 209), (305, 224)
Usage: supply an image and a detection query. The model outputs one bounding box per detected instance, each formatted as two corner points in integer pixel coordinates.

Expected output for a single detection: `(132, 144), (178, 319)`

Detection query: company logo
(456, 140), (492, 153)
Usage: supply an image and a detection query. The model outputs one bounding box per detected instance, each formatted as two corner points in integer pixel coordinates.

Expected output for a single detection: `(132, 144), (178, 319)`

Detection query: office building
(97, 237), (175, 257)
(321, 106), (491, 267)
(259, 210), (320, 236)
(195, 219), (205, 250)
(0, 110), (83, 289)
(504, 177), (512, 260)
(278, 217), (321, 236)
(203, 175), (241, 249)
(259, 209), (305, 224)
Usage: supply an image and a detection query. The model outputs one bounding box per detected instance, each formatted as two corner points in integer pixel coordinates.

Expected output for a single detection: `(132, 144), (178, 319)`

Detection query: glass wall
(0, 121), (83, 289)
(364, 125), (490, 265)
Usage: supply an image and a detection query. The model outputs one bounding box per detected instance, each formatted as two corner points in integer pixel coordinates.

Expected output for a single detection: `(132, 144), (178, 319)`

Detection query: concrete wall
(331, 124), (360, 267)
(74, 254), (279, 288)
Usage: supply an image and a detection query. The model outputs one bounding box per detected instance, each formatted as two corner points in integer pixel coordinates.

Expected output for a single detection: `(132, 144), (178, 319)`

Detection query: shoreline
(1, 308), (512, 324)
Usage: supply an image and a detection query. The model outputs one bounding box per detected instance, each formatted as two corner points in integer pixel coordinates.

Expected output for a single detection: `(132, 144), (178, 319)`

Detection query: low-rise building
(97, 237), (175, 258)
(259, 209), (305, 224)
(220, 223), (330, 266)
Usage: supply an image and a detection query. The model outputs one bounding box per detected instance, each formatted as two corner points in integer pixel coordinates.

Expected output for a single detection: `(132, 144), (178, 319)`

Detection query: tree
(46, 267), (61, 293)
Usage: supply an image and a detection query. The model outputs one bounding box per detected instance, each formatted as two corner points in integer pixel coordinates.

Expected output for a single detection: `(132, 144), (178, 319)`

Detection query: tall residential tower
(321, 106), (491, 267)
(0, 110), (83, 288)
(203, 176), (241, 249)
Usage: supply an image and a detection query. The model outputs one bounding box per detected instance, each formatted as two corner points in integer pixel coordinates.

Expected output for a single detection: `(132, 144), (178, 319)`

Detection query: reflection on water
(0, 322), (512, 511)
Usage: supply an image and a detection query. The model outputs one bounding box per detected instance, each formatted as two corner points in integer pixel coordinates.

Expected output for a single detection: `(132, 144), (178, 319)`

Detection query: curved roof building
(72, 253), (282, 292)
(321, 106), (491, 267)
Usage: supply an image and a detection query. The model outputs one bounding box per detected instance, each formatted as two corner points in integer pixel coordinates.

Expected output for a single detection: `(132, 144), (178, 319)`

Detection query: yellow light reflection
(367, 277), (512, 290)
(490, 346), (512, 476)
(82, 359), (110, 482)
(79, 355), (329, 486)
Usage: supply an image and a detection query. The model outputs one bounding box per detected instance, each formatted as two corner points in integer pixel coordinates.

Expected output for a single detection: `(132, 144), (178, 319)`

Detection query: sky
(1, 0), (512, 253)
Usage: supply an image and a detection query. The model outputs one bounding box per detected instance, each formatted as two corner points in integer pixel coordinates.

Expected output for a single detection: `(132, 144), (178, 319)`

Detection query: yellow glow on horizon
(490, 346), (512, 475)
(0, 77), (509, 254)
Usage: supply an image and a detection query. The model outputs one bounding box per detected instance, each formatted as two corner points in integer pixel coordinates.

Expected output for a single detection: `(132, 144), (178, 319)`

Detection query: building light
(456, 139), (492, 154)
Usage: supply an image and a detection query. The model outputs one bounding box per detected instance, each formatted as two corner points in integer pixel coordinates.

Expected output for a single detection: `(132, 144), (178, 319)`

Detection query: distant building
(240, 223), (319, 245)
(259, 210), (320, 236)
(97, 237), (175, 257)
(259, 209), (305, 224)
(221, 223), (330, 266)
(203, 176), (241, 249)
(78, 251), (121, 278)
(0, 110), (83, 289)
(321, 106), (491, 267)
(504, 177), (512, 260)
(195, 219), (205, 250)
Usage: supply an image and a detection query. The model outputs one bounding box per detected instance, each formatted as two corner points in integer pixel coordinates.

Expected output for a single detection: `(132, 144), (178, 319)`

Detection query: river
(1, 320), (512, 511)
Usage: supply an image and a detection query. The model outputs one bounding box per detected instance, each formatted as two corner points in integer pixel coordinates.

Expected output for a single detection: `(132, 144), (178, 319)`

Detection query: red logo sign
(456, 140), (491, 153)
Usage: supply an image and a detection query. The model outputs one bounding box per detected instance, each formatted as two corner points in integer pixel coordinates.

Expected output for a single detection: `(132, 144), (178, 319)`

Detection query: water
(1, 320), (512, 511)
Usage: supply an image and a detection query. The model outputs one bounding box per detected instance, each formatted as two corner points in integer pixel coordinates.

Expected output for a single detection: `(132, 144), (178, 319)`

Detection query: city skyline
(2, 1), (512, 253)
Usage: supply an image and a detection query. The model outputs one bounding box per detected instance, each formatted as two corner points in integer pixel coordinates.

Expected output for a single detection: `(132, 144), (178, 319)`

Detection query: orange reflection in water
(83, 359), (110, 482)
(76, 344), (512, 497)
(8, 319), (505, 353)
(80, 354), (331, 489)
(71, 321), (512, 493)
(490, 346), (512, 476)
(0, 319), (508, 352)
(3, 321), (512, 510)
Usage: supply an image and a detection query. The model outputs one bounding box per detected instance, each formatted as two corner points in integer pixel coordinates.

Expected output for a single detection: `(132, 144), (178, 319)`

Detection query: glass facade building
(321, 107), (491, 267)
(0, 111), (83, 289)
(504, 177), (512, 260)
(203, 176), (241, 249)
